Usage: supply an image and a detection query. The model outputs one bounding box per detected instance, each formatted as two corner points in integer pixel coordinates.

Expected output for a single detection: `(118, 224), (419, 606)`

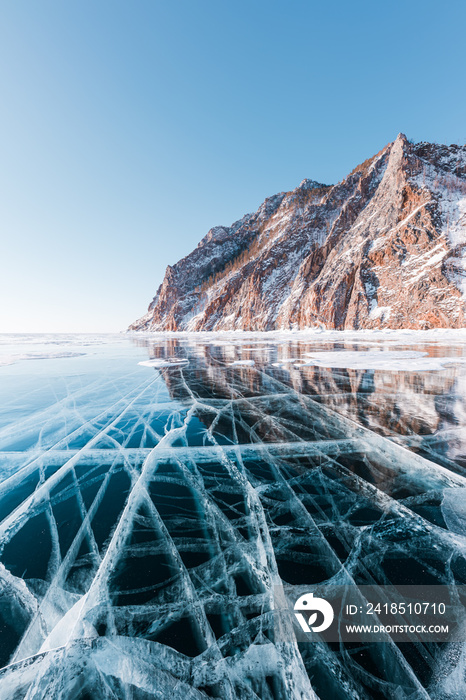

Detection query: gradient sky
(1, 0), (465, 332)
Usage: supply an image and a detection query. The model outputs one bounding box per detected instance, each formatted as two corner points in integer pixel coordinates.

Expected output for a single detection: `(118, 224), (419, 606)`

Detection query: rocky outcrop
(129, 135), (466, 331)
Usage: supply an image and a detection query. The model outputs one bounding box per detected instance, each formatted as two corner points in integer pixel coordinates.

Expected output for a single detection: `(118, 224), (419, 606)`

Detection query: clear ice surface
(0, 333), (465, 699)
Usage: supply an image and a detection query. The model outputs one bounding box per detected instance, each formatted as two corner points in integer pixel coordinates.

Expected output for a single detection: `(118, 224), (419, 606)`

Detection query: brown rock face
(129, 135), (466, 331)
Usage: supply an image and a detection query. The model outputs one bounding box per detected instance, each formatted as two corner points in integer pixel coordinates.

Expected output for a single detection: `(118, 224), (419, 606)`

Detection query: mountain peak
(129, 137), (466, 332)
(296, 178), (331, 191)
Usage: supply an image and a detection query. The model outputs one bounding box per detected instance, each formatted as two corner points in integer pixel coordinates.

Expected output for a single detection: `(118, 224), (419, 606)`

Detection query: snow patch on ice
(0, 351), (86, 367)
(287, 350), (466, 371)
(138, 358), (189, 368)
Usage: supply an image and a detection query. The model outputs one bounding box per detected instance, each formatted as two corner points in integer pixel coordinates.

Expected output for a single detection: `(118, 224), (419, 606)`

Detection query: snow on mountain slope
(129, 135), (466, 331)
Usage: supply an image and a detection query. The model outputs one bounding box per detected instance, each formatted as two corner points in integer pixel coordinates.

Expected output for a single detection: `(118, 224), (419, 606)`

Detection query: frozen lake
(0, 332), (465, 699)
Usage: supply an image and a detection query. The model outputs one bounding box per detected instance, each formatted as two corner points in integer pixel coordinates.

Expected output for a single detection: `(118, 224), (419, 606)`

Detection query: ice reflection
(0, 335), (465, 699)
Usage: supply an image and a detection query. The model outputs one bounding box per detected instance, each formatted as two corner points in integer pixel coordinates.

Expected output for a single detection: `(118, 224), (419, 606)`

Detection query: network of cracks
(0, 343), (466, 699)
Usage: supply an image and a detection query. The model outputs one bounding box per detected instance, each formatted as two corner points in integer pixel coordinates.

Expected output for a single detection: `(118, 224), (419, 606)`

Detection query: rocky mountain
(129, 134), (466, 331)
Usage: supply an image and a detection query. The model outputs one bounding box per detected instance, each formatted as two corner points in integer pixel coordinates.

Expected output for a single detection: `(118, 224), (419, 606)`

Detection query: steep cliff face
(129, 135), (466, 331)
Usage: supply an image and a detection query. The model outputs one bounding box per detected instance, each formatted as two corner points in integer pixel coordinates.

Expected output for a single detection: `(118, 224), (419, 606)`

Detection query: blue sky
(1, 0), (465, 332)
